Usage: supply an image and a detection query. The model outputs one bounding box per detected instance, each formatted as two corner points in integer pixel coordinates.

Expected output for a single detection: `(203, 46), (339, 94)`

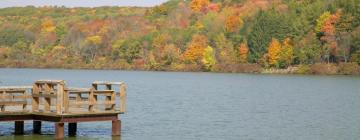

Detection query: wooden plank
(0, 90), (27, 93)
(31, 84), (40, 111)
(44, 84), (51, 112)
(89, 89), (95, 112)
(56, 82), (64, 114)
(68, 90), (91, 94)
(119, 84), (126, 113)
(60, 114), (118, 123)
(64, 91), (69, 113)
(110, 91), (116, 111)
(65, 87), (91, 92)
(94, 93), (113, 96)
(93, 81), (124, 85)
(92, 84), (98, 110)
(0, 95), (27, 99)
(32, 94), (57, 98)
(0, 101), (27, 105)
(0, 86), (32, 90)
(35, 80), (64, 84)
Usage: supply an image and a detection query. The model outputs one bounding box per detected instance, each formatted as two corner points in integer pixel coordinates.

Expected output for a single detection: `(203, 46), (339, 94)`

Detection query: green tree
(248, 10), (296, 62)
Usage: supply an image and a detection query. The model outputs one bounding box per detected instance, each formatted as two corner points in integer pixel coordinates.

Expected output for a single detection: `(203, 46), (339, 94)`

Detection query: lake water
(0, 68), (359, 140)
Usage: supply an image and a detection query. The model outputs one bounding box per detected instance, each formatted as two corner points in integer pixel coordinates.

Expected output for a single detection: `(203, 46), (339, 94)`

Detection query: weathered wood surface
(35, 80), (64, 84)
(0, 80), (126, 117)
(92, 81), (124, 85)
(0, 86), (29, 112)
(0, 86), (32, 90)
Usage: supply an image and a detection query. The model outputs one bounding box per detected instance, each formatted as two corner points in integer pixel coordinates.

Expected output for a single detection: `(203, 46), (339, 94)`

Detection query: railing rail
(0, 86), (32, 112)
(92, 81), (127, 113)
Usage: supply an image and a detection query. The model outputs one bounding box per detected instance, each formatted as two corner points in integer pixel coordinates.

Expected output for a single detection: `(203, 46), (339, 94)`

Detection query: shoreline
(0, 63), (359, 76)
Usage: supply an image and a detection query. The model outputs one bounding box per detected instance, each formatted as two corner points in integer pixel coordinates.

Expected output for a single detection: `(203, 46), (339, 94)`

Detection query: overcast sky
(0, 0), (169, 8)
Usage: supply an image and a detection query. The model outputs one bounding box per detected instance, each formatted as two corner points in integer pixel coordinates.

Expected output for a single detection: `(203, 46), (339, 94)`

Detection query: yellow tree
(183, 34), (208, 64)
(84, 35), (102, 62)
(315, 11), (331, 33)
(280, 38), (294, 67)
(225, 15), (243, 32)
(190, 0), (209, 12)
(41, 18), (56, 33)
(267, 38), (281, 67)
(85, 35), (102, 45)
(238, 42), (249, 63)
(202, 46), (216, 70)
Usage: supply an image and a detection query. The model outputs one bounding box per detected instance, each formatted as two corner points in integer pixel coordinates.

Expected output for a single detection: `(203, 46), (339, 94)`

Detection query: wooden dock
(0, 80), (126, 139)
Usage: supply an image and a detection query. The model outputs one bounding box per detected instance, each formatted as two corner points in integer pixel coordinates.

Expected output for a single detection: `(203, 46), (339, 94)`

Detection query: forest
(0, 0), (359, 74)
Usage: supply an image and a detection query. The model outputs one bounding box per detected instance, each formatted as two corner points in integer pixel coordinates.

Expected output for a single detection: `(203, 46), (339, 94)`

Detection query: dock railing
(0, 80), (126, 115)
(0, 86), (32, 113)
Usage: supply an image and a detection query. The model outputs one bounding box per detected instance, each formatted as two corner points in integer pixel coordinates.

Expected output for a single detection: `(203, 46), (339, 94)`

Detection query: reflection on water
(0, 68), (359, 140)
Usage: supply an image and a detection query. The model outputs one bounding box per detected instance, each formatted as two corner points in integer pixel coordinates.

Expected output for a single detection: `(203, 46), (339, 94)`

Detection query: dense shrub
(310, 63), (338, 75)
(338, 63), (360, 75)
(295, 65), (311, 74)
(214, 64), (262, 73)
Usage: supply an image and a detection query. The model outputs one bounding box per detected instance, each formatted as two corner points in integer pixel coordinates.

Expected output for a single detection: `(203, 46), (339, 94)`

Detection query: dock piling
(33, 121), (42, 134)
(14, 121), (24, 135)
(112, 120), (121, 136)
(55, 122), (64, 139)
(68, 123), (77, 136)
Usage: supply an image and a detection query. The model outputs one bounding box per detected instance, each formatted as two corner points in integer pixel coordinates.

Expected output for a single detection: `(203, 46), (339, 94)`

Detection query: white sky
(0, 0), (170, 8)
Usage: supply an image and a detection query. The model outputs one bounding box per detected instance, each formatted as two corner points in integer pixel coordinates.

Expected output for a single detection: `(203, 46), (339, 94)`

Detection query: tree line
(0, 0), (359, 74)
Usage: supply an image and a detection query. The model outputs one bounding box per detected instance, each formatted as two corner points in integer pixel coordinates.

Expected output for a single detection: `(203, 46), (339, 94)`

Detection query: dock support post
(14, 121), (24, 135)
(55, 123), (64, 139)
(33, 121), (42, 134)
(112, 120), (121, 136)
(68, 123), (77, 136)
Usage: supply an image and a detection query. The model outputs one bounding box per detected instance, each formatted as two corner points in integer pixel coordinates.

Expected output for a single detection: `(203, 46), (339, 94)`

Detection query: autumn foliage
(41, 18), (56, 33)
(0, 0), (359, 74)
(225, 15), (243, 32)
(267, 38), (282, 66)
(184, 34), (208, 64)
(190, 0), (209, 12)
(279, 38), (294, 67)
(238, 43), (249, 63)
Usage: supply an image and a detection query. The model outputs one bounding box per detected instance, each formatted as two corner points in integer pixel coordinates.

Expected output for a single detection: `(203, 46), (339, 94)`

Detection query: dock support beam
(112, 120), (121, 136)
(14, 121), (24, 135)
(68, 123), (77, 136)
(33, 121), (42, 134)
(55, 123), (64, 139)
